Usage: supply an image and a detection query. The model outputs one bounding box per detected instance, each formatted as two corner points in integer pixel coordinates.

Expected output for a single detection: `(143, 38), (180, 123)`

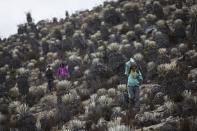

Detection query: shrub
(90, 52), (104, 59)
(56, 80), (72, 93)
(100, 21), (110, 40)
(17, 24), (26, 34)
(146, 61), (157, 80)
(26, 12), (32, 23)
(119, 22), (130, 34)
(120, 44), (132, 58)
(157, 62), (185, 100)
(90, 62), (111, 79)
(117, 84), (127, 93)
(27, 62), (35, 69)
(8, 101), (21, 114)
(103, 5), (121, 25)
(8, 86), (19, 99)
(178, 43), (188, 54)
(29, 85), (47, 99)
(107, 51), (127, 70)
(173, 19), (186, 39)
(147, 61), (156, 72)
(15, 103), (36, 130)
(174, 9), (184, 20)
(92, 58), (100, 65)
(133, 53), (144, 62)
(52, 17), (58, 23)
(65, 11), (69, 18)
(170, 48), (180, 58)
(133, 41), (143, 50)
(123, 2), (140, 27)
(153, 31), (169, 48)
(157, 62), (176, 77)
(109, 34), (118, 43)
(78, 88), (90, 101)
(146, 14), (157, 25)
(121, 39), (129, 45)
(158, 48), (167, 56)
(51, 59), (61, 69)
(40, 94), (57, 109)
(97, 88), (107, 96)
(72, 31), (86, 50)
(156, 20), (170, 34)
(16, 68), (30, 96)
(0, 67), (7, 84)
(83, 13), (101, 35)
(190, 6), (197, 43)
(98, 95), (113, 106)
(67, 119), (86, 130)
(46, 52), (58, 62)
(157, 48), (170, 64)
(90, 31), (102, 42)
(62, 93), (75, 105)
(182, 90), (192, 100)
(68, 54), (82, 67)
(144, 40), (157, 48)
(39, 110), (57, 131)
(108, 125), (130, 131)
(40, 27), (49, 37)
(139, 18), (147, 27)
(164, 101), (175, 114)
(134, 24), (143, 36)
(126, 31), (136, 41)
(0, 112), (7, 125)
(107, 43), (121, 52)
(53, 29), (62, 40)
(16, 104), (30, 118)
(108, 88), (116, 98)
(64, 22), (74, 37)
(153, 1), (164, 19)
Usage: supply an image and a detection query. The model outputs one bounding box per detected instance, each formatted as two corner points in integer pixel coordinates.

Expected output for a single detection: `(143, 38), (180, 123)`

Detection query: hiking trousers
(47, 79), (54, 92)
(127, 86), (140, 108)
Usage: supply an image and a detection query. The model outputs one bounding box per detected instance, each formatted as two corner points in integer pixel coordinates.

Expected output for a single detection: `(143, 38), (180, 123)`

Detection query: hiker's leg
(128, 87), (134, 105)
(134, 87), (140, 109)
(51, 80), (54, 91)
(47, 81), (50, 91)
(48, 80), (52, 92)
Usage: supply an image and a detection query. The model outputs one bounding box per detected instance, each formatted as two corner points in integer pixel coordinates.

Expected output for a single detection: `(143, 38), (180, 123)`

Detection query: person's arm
(137, 71), (143, 82)
(125, 62), (129, 76)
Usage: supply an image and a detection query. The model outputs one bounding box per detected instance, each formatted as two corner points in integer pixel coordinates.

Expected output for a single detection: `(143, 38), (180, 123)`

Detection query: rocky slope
(0, 0), (197, 130)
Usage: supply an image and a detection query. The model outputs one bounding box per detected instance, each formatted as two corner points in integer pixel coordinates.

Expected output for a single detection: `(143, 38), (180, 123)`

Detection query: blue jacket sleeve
(137, 71), (143, 82)
(125, 63), (128, 76)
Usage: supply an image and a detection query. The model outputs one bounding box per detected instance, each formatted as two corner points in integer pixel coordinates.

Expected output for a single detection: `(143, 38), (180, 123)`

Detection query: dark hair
(129, 63), (137, 73)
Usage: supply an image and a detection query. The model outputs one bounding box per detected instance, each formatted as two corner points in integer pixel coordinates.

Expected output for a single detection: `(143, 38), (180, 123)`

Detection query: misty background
(0, 0), (110, 38)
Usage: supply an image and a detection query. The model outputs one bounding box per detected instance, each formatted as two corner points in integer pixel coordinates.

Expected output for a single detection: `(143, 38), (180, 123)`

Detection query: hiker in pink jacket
(57, 63), (70, 80)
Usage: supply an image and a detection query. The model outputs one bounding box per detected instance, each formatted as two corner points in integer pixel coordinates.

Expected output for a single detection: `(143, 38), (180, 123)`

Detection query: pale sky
(0, 0), (110, 38)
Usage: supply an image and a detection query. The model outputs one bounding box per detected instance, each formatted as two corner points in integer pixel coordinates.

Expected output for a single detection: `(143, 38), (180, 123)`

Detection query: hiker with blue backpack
(125, 58), (143, 110)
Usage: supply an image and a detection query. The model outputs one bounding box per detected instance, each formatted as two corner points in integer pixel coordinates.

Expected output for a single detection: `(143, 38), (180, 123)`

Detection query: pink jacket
(57, 67), (69, 77)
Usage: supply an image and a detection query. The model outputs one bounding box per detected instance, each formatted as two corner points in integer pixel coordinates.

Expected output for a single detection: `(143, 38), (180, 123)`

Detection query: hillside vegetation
(0, 0), (197, 130)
